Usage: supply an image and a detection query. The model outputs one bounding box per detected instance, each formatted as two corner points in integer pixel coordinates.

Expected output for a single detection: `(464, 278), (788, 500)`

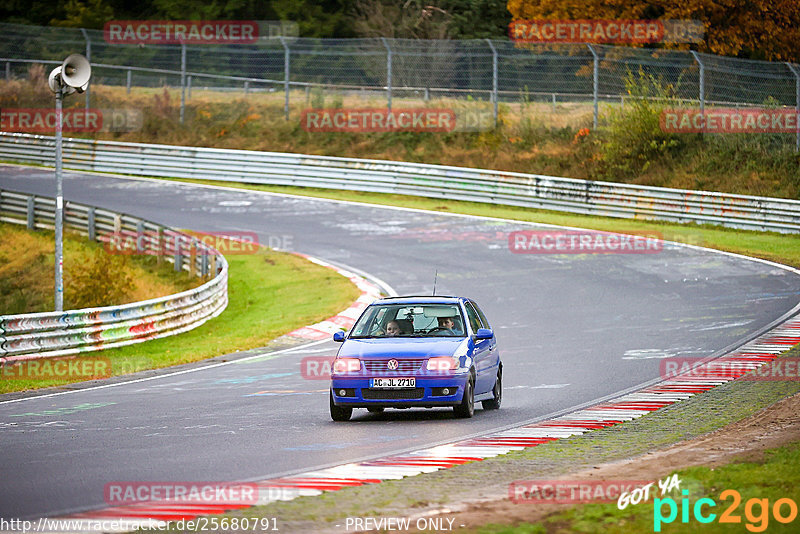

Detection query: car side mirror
(474, 328), (493, 340)
(333, 331), (346, 342)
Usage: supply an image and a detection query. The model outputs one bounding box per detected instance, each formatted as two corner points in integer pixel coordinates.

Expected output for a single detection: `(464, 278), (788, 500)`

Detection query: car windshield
(349, 303), (466, 338)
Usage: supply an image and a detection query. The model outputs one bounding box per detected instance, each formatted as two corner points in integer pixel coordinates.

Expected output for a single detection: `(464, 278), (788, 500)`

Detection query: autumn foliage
(507, 0), (800, 62)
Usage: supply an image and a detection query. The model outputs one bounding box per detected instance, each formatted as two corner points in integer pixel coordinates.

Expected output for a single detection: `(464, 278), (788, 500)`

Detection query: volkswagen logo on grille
(387, 359), (399, 370)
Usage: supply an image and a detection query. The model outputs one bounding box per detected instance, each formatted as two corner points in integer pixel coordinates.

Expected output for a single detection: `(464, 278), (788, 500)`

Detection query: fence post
(691, 51), (705, 113)
(381, 37), (392, 111)
(126, 68), (132, 94)
(787, 62), (800, 153)
(80, 28), (91, 114)
(280, 37), (290, 121)
(187, 75), (192, 99)
(486, 39), (498, 127)
(6, 61), (10, 80)
(244, 80), (249, 96)
(587, 44), (598, 129)
(180, 42), (186, 124)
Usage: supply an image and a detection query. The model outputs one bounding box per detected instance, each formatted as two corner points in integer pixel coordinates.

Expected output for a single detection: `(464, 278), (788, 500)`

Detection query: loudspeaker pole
(48, 53), (91, 311)
(54, 85), (64, 311)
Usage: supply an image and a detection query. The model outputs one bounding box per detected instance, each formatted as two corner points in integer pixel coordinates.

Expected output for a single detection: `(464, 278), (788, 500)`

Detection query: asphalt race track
(1, 164), (799, 520)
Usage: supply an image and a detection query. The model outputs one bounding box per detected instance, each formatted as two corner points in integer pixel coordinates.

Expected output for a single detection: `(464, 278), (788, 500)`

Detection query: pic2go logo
(654, 490), (798, 532)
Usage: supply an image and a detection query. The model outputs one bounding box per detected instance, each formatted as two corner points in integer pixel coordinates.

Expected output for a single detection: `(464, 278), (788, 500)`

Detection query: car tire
(482, 368), (502, 410)
(330, 391), (352, 422)
(453, 376), (475, 418)
(367, 407), (384, 413)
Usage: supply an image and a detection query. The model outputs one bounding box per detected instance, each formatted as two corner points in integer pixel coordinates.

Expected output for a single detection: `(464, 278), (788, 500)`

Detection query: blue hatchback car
(329, 296), (502, 421)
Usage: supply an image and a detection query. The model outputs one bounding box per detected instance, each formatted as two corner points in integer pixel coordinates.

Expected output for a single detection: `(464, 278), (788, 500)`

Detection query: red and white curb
(285, 254), (384, 341)
(46, 316), (800, 531)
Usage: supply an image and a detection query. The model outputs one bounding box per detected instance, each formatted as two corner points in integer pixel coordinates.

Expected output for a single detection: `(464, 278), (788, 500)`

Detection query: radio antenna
(432, 270), (438, 296)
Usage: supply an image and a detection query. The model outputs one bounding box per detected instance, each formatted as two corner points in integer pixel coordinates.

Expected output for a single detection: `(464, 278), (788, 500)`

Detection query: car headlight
(427, 357), (457, 372)
(333, 358), (361, 374)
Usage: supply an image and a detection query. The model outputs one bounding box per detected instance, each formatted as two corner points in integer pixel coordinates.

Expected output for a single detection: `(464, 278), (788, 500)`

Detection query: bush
(598, 69), (694, 178)
(66, 248), (136, 309)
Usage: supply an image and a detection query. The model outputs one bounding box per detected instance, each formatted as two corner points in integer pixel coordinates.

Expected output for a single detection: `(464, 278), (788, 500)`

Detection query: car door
(465, 300), (494, 395)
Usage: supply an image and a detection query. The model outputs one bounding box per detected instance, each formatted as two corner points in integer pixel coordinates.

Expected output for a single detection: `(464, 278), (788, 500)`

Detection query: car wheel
(330, 391), (352, 422)
(482, 369), (502, 410)
(367, 407), (384, 413)
(453, 376), (475, 418)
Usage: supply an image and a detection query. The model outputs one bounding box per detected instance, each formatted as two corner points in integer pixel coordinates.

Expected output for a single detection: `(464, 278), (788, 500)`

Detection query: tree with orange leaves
(507, 0), (800, 62)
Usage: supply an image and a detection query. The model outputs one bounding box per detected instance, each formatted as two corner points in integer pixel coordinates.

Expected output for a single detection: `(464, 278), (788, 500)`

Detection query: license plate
(370, 377), (416, 389)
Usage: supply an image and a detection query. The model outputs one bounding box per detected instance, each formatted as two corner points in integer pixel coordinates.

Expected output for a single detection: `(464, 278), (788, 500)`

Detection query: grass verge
(0, 241), (361, 394)
(0, 221), (200, 314)
(477, 444), (800, 533)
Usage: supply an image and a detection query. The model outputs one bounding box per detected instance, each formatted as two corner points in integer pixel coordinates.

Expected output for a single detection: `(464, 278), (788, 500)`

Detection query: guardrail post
(691, 51), (705, 113)
(381, 37), (392, 111)
(552, 93), (557, 112)
(201, 249), (209, 277)
(587, 44), (599, 129)
(244, 80), (249, 96)
(189, 239), (197, 277)
(486, 39), (498, 127)
(787, 62), (800, 153)
(174, 236), (183, 273)
(126, 68), (131, 94)
(5, 61), (10, 80)
(187, 75), (192, 99)
(180, 42), (186, 124)
(156, 227), (163, 265)
(26, 196), (35, 230)
(87, 206), (96, 241)
(280, 37), (290, 121)
(80, 28), (91, 115)
(136, 220), (144, 254)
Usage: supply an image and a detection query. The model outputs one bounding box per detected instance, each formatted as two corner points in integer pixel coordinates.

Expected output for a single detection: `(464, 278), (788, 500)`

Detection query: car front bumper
(330, 375), (467, 408)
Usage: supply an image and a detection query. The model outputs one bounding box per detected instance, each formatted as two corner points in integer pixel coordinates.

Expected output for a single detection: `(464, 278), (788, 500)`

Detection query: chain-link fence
(1, 22), (799, 148)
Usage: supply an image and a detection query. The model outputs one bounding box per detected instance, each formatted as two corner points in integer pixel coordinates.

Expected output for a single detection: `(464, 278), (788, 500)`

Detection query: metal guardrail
(0, 187), (229, 363)
(0, 132), (798, 233)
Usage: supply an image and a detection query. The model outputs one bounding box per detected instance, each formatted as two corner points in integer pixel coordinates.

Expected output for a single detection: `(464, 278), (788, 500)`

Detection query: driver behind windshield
(384, 320), (401, 336)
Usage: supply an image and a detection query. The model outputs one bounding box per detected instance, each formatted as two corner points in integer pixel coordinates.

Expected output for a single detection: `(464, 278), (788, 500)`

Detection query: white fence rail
(1, 132), (799, 233)
(0, 188), (228, 363)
